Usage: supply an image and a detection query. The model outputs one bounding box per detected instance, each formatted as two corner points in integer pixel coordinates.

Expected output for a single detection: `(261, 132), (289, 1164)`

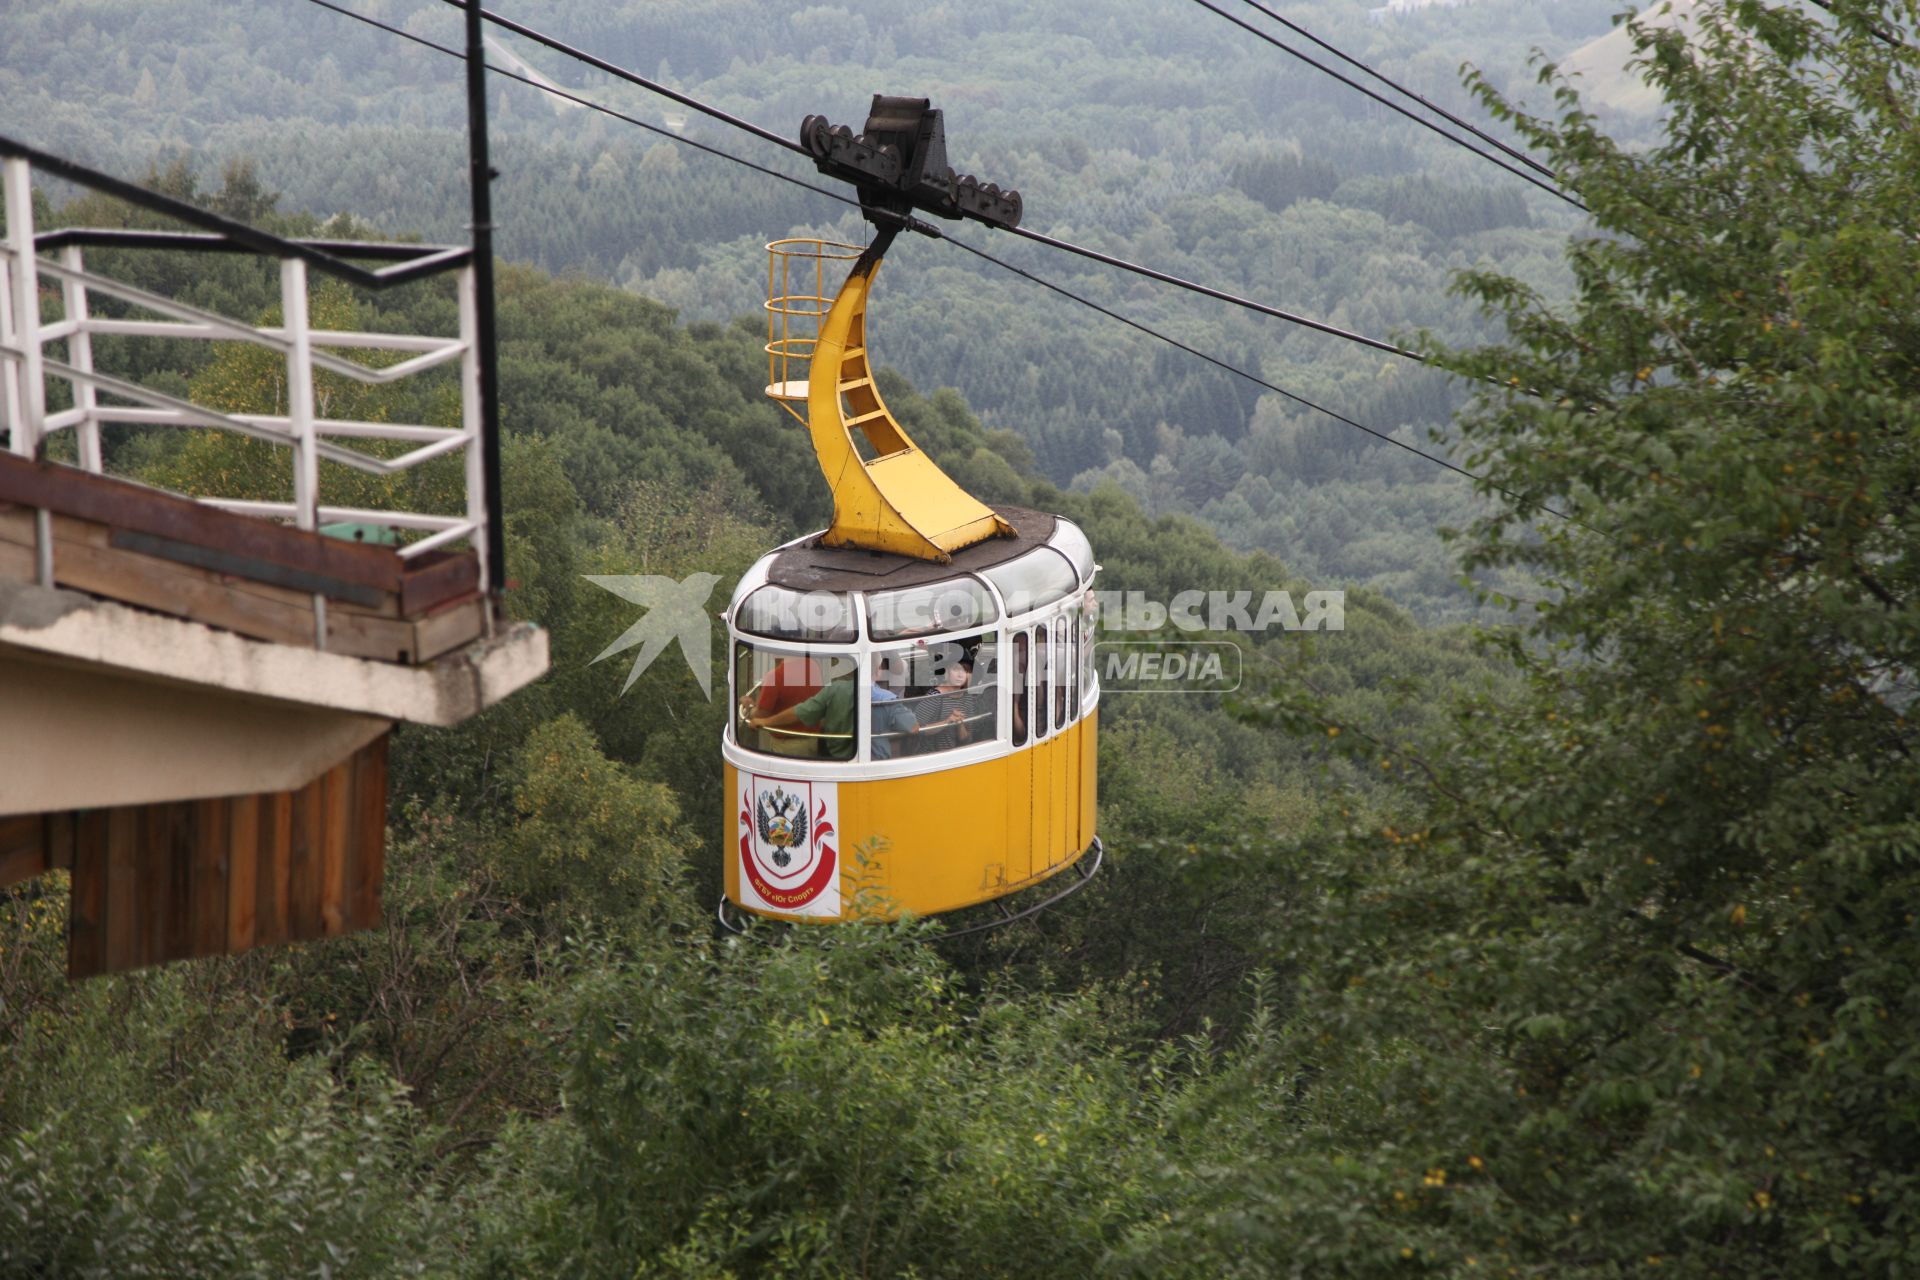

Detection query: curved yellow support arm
(806, 258), (1013, 562)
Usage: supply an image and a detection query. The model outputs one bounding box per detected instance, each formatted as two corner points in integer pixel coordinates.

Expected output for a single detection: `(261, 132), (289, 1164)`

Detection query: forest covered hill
(0, 169), (1504, 1273)
(0, 0), (1654, 619)
(4, 0), (1919, 1275)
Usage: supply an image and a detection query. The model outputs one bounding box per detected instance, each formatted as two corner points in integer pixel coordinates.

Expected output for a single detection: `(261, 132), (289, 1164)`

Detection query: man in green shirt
(749, 677), (858, 760)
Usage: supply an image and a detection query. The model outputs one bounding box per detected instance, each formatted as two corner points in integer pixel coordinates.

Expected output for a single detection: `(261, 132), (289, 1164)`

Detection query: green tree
(501, 713), (698, 932)
(1232, 1), (1920, 1273)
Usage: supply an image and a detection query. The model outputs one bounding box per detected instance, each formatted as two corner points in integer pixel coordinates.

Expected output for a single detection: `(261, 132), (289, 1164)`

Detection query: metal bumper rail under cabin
(0, 136), (549, 978)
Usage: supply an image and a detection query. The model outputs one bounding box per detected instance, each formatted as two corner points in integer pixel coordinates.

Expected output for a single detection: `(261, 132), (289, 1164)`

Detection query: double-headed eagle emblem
(755, 787), (808, 868)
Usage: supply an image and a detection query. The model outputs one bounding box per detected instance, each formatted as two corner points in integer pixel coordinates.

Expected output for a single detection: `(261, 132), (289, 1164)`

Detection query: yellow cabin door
(1030, 733), (1055, 885)
(1003, 748), (1033, 890)
(1079, 711), (1099, 844)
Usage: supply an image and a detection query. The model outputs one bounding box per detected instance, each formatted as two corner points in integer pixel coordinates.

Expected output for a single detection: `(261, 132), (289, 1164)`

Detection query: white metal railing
(0, 155), (489, 608)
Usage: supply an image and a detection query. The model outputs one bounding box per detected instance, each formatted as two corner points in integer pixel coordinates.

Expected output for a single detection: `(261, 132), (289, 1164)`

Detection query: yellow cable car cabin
(722, 98), (1098, 924)
(722, 504), (1100, 924)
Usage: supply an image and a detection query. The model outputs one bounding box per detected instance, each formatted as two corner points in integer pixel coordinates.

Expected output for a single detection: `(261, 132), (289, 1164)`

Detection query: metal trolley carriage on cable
(720, 97), (1101, 929)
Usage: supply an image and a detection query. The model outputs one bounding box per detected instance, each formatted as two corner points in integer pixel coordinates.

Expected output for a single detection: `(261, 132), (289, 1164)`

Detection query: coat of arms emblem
(755, 786), (808, 868)
(737, 774), (840, 916)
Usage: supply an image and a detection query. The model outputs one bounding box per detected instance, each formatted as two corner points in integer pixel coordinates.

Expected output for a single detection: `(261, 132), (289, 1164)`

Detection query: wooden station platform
(0, 451), (485, 665)
(0, 453), (520, 977)
(0, 737), (387, 978)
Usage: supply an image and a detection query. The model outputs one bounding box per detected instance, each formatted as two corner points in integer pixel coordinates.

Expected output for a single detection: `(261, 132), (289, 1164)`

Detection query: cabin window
(1053, 617), (1069, 726)
(736, 585), (858, 643)
(1048, 519), (1096, 583)
(1033, 624), (1051, 739)
(869, 635), (999, 760)
(983, 548), (1078, 617)
(1010, 630), (1030, 748)
(733, 643), (859, 760)
(1068, 614), (1079, 724)
(867, 577), (997, 640)
(1079, 607), (1096, 713)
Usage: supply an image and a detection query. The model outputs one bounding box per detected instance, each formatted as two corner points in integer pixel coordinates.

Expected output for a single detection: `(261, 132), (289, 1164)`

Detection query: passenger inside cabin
(739, 654), (825, 757)
(748, 665), (862, 761)
(869, 653), (917, 760)
(904, 650), (977, 755)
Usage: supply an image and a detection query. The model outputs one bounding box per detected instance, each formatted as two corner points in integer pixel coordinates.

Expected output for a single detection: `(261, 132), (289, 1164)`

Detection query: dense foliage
(3, 0), (1918, 1275)
(0, 0), (1634, 619)
(1239, 0), (1920, 1272)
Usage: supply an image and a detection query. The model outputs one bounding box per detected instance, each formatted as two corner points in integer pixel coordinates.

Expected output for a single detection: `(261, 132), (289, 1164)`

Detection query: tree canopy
(1240, 0), (1920, 1270)
(3, 0), (1918, 1274)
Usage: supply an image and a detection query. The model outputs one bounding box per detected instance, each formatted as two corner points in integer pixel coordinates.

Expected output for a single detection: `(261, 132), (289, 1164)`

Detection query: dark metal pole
(464, 0), (507, 595)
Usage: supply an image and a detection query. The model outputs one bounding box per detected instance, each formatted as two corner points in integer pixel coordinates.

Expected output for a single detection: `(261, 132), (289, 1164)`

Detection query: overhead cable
(1006, 225), (1426, 363)
(300, 0), (1583, 528)
(432, 0), (804, 154)
(947, 233), (1583, 529)
(1233, 0), (1557, 179)
(1184, 0), (1587, 210)
(302, 0), (862, 213)
(389, 1), (1432, 362)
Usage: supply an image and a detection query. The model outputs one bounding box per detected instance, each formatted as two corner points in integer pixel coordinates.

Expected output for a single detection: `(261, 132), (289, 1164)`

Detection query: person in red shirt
(739, 656), (825, 755)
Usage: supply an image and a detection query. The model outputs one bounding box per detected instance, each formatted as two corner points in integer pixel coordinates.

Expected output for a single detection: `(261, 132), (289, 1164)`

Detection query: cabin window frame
(723, 551), (1101, 780)
(1009, 628), (1030, 748)
(731, 639), (863, 762)
(1079, 601), (1098, 718)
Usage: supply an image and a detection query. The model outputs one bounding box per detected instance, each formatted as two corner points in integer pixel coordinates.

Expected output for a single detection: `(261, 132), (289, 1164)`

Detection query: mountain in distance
(1556, 0), (1699, 117)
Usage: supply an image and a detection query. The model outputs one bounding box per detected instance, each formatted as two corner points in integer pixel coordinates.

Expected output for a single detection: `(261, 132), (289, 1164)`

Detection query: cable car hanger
(769, 96), (1028, 563)
(800, 95), (1023, 243)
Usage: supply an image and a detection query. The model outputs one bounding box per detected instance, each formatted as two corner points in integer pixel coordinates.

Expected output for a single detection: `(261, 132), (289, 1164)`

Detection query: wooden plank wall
(0, 507), (485, 665)
(0, 735), (388, 978)
(0, 454), (487, 666)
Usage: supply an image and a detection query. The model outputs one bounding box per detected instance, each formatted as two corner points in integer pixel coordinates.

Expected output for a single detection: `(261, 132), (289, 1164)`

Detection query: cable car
(722, 97), (1100, 926)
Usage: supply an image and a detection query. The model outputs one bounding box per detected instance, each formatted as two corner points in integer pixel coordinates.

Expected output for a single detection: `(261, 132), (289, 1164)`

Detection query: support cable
(300, 0), (1584, 529)
(945, 232), (1583, 530)
(433, 0), (804, 154)
(302, 0), (863, 212)
(1232, 0), (1558, 179)
(1006, 225), (1426, 362)
(1184, 0), (1587, 210)
(309, 0), (1430, 364)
